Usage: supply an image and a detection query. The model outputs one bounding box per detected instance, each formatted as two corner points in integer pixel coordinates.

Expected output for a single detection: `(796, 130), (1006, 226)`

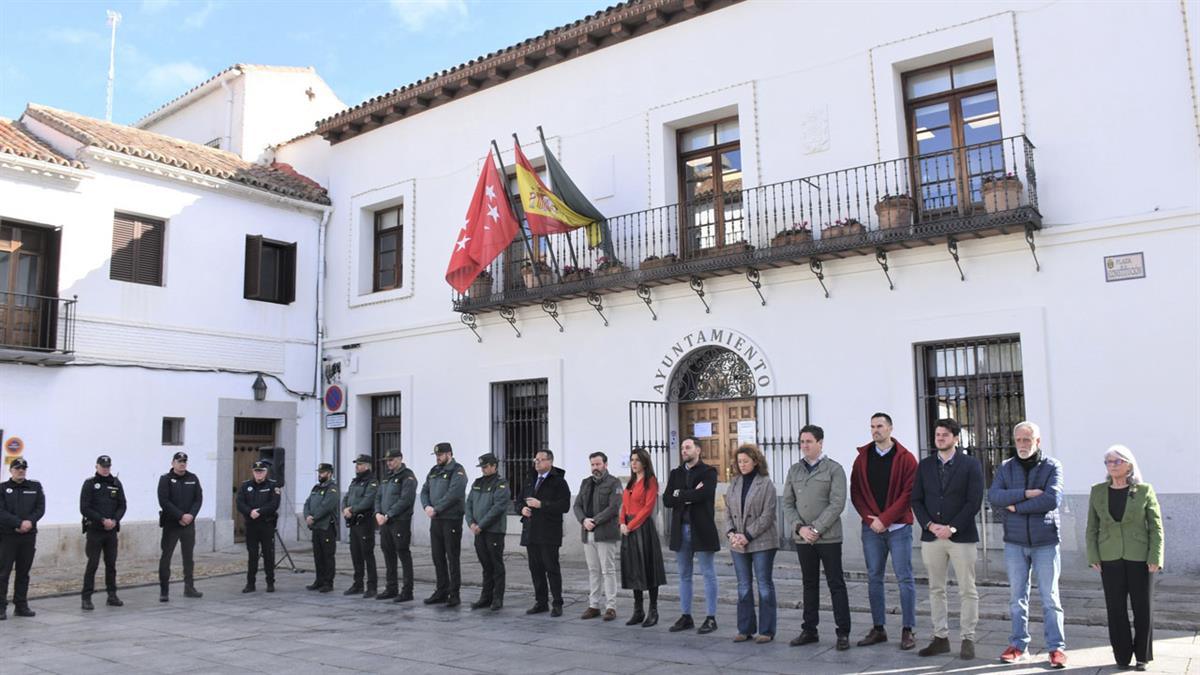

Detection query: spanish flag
(514, 141), (604, 249)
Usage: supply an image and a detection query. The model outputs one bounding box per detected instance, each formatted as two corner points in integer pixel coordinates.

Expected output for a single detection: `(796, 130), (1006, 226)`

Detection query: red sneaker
(1049, 650), (1067, 669)
(1000, 646), (1025, 663)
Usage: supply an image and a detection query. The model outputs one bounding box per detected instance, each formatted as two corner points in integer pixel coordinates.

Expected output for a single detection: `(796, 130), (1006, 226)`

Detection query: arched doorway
(671, 347), (756, 482)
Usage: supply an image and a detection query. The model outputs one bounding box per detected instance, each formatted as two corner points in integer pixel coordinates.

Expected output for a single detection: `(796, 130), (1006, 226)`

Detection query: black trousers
(1101, 559), (1155, 665)
(312, 528), (337, 586)
(526, 542), (563, 607)
(245, 520), (276, 584)
(429, 519), (462, 596)
(380, 518), (413, 593)
(474, 531), (506, 603)
(159, 525), (195, 589)
(0, 533), (36, 608)
(348, 521), (378, 587)
(796, 542), (851, 636)
(83, 529), (119, 596)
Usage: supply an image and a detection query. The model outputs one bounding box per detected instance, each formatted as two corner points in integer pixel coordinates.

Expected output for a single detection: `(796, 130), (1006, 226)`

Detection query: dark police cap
(96, 455), (112, 467)
(433, 442), (453, 455)
(252, 460), (270, 471)
(353, 454), (373, 464)
(384, 448), (403, 459)
(172, 451), (188, 462)
(317, 462), (334, 473)
(10, 457), (28, 470)
(476, 453), (499, 467)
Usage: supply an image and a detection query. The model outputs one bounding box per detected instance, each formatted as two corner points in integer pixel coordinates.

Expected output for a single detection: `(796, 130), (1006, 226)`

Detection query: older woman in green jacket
(1085, 445), (1164, 671)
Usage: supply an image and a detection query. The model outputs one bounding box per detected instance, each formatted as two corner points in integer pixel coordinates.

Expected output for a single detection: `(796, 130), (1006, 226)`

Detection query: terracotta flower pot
(467, 277), (493, 298)
(772, 230), (813, 247)
(822, 222), (864, 239)
(982, 178), (1022, 213)
(521, 270), (552, 288)
(875, 198), (913, 229)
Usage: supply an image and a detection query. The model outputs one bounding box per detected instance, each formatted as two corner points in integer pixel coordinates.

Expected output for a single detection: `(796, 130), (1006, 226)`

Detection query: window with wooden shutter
(244, 234), (297, 304)
(110, 213), (164, 286)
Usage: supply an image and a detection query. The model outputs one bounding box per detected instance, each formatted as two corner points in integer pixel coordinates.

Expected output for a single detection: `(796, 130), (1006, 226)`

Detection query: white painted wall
(139, 74), (244, 153)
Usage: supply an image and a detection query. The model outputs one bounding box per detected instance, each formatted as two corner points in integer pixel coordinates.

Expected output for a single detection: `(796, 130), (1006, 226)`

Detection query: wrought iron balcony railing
(454, 135), (1039, 314)
(0, 292), (76, 362)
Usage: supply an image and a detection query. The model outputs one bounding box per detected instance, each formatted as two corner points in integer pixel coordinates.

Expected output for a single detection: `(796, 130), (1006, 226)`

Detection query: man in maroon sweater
(850, 412), (919, 650)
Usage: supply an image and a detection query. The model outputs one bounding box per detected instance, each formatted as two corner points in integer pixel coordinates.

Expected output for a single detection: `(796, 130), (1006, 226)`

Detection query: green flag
(540, 136), (617, 261)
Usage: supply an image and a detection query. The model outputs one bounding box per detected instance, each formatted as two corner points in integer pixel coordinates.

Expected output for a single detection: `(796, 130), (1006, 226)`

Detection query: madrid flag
(445, 151), (521, 294)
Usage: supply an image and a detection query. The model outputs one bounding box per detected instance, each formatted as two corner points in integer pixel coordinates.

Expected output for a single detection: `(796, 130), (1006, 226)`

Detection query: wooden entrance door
(678, 398), (756, 483)
(233, 418), (275, 542)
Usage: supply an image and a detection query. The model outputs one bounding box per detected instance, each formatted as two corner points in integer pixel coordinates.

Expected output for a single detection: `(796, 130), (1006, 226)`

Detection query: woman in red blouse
(620, 447), (667, 627)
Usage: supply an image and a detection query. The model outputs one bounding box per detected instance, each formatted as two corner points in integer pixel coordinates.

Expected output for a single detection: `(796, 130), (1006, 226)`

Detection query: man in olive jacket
(783, 425), (850, 650)
(341, 454), (379, 597)
(303, 463), (339, 592)
(572, 451), (623, 620)
(421, 442), (468, 607)
(375, 449), (417, 601)
(466, 453), (510, 611)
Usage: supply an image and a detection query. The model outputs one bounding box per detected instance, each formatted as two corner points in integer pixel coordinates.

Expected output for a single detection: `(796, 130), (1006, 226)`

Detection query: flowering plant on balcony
(876, 193), (914, 205)
(640, 253), (678, 270)
(561, 265), (593, 281)
(596, 256), (628, 275)
(822, 217), (865, 238)
(980, 172), (1020, 184)
(832, 217), (860, 228)
(772, 221), (812, 246)
(520, 260), (552, 274)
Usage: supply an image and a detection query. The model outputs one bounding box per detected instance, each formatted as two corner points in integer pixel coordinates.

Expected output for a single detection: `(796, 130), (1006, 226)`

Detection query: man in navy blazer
(519, 449), (571, 616)
(911, 418), (984, 660)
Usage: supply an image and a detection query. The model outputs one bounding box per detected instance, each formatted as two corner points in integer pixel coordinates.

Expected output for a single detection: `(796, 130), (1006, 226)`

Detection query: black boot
(159, 586), (169, 602)
(14, 605), (35, 617)
(242, 583), (256, 593)
(107, 594), (124, 607)
(395, 589), (414, 602)
(642, 605), (659, 628)
(265, 582), (274, 593)
(81, 595), (94, 611)
(183, 586), (203, 599)
(626, 604), (645, 626)
(305, 581), (321, 591)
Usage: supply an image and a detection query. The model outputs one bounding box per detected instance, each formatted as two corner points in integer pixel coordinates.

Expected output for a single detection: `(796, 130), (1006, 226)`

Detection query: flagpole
(490, 139), (543, 283)
(516, 131), (580, 272)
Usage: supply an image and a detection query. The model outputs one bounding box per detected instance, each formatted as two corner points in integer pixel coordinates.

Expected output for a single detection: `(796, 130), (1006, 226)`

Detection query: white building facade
(281, 0), (1200, 575)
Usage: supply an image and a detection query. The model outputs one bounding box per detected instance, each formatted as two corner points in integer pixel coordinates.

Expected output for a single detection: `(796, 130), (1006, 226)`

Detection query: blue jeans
(731, 548), (777, 637)
(1005, 543), (1066, 651)
(861, 523), (916, 629)
(675, 524), (718, 617)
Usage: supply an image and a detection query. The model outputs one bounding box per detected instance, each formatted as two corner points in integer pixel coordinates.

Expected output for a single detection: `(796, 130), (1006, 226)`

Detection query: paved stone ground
(2, 544), (1197, 674)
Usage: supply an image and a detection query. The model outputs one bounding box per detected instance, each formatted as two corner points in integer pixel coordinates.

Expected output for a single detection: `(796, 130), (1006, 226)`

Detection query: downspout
(219, 78), (235, 152)
(308, 206), (332, 538)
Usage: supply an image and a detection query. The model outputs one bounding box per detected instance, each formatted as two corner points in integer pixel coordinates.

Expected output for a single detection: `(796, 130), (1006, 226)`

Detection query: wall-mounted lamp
(252, 373), (267, 401)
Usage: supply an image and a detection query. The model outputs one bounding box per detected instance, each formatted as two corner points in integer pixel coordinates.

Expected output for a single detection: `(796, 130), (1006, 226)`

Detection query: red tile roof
(0, 117), (85, 169)
(24, 104), (330, 205)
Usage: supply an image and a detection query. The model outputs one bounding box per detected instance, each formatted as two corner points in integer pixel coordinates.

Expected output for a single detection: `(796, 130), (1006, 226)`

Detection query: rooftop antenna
(105, 9), (121, 122)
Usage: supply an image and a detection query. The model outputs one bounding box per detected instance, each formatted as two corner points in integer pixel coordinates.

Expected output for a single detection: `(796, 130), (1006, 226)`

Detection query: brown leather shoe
(857, 627), (888, 647)
(900, 627), (916, 651)
(919, 636), (951, 657)
(580, 607), (601, 620)
(603, 608), (617, 621)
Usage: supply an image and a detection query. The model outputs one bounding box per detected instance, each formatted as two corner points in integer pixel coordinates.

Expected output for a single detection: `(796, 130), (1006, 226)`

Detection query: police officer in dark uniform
(236, 460), (281, 593)
(157, 451), (203, 602)
(80, 454), (126, 610)
(465, 453), (510, 611)
(303, 462), (339, 592)
(374, 448), (417, 602)
(420, 442), (467, 607)
(0, 457), (44, 620)
(342, 454), (379, 598)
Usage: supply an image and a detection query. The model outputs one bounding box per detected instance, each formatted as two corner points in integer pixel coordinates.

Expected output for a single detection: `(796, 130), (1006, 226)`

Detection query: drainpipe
(308, 206), (331, 538)
(219, 78), (235, 152)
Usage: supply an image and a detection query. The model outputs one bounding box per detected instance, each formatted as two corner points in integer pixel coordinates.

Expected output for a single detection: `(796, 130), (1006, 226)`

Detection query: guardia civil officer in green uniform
(303, 462), (339, 592)
(465, 453), (510, 611)
(342, 454), (379, 598)
(236, 460), (280, 593)
(374, 448), (417, 602)
(420, 442), (467, 607)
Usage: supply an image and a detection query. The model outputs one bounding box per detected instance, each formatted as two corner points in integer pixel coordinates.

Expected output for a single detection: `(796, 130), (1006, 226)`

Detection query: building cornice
(83, 147), (331, 215)
(317, 0), (742, 144)
(0, 153), (90, 184)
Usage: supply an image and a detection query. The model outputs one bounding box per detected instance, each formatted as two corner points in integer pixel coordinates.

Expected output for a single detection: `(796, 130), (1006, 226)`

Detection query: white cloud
(140, 61), (210, 96)
(46, 28), (105, 47)
(388, 0), (468, 32)
(184, 1), (216, 29)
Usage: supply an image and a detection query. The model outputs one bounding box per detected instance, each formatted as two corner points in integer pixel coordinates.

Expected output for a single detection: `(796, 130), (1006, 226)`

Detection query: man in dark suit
(520, 449), (571, 617)
(911, 418), (984, 660)
(661, 436), (721, 634)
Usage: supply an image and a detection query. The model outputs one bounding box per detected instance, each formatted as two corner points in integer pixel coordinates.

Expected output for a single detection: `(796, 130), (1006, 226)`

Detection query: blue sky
(0, 0), (614, 124)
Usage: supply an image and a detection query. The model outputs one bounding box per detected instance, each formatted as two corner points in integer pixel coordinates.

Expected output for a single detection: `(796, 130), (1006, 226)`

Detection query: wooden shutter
(110, 215), (136, 282)
(134, 219), (164, 286)
(43, 228), (62, 351)
(281, 242), (296, 304)
(244, 235), (263, 299)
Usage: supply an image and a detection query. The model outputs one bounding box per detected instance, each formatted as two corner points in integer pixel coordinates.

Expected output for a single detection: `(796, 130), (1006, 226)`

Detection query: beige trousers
(921, 537), (979, 640)
(584, 533), (619, 610)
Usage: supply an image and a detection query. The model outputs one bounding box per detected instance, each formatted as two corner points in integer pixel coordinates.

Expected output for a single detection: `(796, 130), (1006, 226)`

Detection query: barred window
(492, 379), (548, 510)
(915, 335), (1025, 486)
(371, 394), (402, 474)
